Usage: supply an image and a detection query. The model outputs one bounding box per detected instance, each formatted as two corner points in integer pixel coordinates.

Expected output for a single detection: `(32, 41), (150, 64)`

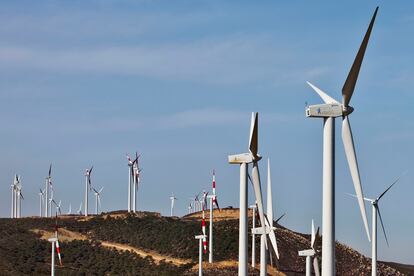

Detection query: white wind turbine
(195, 234), (207, 276)
(349, 174), (403, 276)
(84, 166), (93, 217)
(92, 187), (104, 215)
(51, 199), (62, 216)
(39, 188), (45, 217)
(132, 153), (141, 213)
(126, 153), (138, 213)
(16, 176), (24, 218)
(228, 112), (270, 276)
(298, 220), (321, 276)
(67, 203), (72, 215)
(207, 170), (220, 263)
(77, 202), (83, 216)
(251, 159), (280, 276)
(305, 7), (378, 275)
(45, 164), (52, 217)
(170, 193), (177, 216)
(11, 175), (19, 218)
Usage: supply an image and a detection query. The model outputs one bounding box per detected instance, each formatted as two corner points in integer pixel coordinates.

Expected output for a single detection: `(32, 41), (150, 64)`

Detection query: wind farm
(0, 2), (413, 276)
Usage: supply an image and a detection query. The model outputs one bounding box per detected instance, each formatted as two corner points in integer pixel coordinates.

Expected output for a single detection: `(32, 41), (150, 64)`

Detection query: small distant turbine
(39, 188), (45, 217)
(67, 203), (72, 215)
(348, 173), (403, 276)
(170, 193), (177, 216)
(77, 202), (83, 216)
(207, 170), (221, 263)
(84, 166), (93, 217)
(92, 187), (104, 215)
(45, 164), (52, 217)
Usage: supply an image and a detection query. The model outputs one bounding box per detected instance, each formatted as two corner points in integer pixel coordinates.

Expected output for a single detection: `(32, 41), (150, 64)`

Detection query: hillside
(0, 209), (411, 275)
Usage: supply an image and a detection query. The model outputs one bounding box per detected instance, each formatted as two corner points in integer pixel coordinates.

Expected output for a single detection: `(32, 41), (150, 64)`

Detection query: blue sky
(0, 0), (413, 264)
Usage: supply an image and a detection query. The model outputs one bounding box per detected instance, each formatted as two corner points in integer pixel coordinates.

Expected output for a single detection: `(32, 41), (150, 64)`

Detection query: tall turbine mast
(305, 7), (378, 275)
(45, 164), (52, 217)
(84, 166), (93, 216)
(228, 112), (268, 276)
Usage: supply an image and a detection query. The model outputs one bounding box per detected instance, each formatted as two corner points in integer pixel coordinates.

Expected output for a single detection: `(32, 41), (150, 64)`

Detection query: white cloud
(0, 34), (295, 85)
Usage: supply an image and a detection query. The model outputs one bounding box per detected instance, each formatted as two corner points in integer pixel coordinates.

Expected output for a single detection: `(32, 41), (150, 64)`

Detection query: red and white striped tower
(201, 192), (207, 254)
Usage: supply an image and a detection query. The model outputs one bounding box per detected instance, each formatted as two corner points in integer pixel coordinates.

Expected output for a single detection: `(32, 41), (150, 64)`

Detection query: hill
(0, 209), (411, 275)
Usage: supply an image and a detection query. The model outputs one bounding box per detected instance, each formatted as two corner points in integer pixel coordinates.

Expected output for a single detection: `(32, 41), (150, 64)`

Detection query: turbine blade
(267, 159), (274, 223)
(306, 81), (339, 104)
(275, 213), (285, 224)
(99, 187), (104, 193)
(48, 164), (52, 177)
(268, 227), (280, 259)
(377, 172), (406, 201)
(251, 161), (267, 249)
(311, 219), (316, 248)
(313, 256), (321, 276)
(342, 115), (370, 241)
(377, 204), (389, 247)
(342, 7), (378, 107)
(249, 112), (258, 158)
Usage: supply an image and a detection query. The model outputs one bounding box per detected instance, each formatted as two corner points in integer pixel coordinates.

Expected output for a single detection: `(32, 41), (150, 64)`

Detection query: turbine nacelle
(298, 249), (316, 257)
(306, 103), (354, 118)
(228, 153), (261, 164)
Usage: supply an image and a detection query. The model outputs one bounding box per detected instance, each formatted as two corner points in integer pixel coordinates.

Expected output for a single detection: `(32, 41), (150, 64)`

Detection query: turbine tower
(39, 188), (45, 217)
(93, 187), (104, 215)
(251, 159), (280, 276)
(45, 164), (52, 217)
(132, 153), (141, 213)
(207, 170), (220, 263)
(298, 220), (321, 276)
(305, 7), (378, 275)
(349, 174), (402, 276)
(67, 203), (72, 215)
(195, 234), (207, 276)
(249, 203), (257, 267)
(84, 166), (93, 217)
(228, 112), (268, 276)
(170, 193), (177, 216)
(77, 202), (83, 216)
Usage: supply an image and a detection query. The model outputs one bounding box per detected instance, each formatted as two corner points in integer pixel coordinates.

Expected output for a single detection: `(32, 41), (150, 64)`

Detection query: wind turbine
(11, 175), (19, 218)
(228, 112), (269, 276)
(39, 188), (45, 217)
(84, 166), (93, 217)
(51, 199), (62, 215)
(45, 164), (52, 217)
(195, 234), (207, 276)
(201, 191), (208, 255)
(299, 220), (321, 276)
(170, 193), (177, 216)
(49, 215), (63, 276)
(207, 170), (220, 263)
(67, 203), (72, 215)
(251, 159), (280, 276)
(305, 7), (378, 275)
(15, 176), (23, 218)
(348, 174), (402, 276)
(132, 152), (141, 213)
(92, 187), (104, 215)
(126, 153), (138, 212)
(77, 202), (83, 216)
